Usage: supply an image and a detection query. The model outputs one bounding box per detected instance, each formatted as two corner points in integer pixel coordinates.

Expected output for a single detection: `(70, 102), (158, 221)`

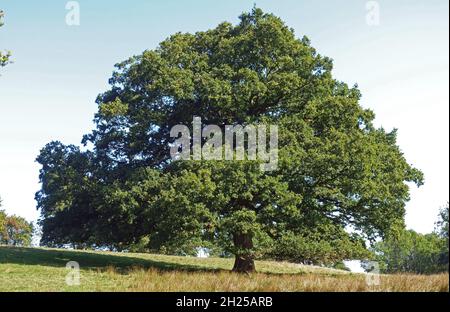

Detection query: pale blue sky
(0, 0), (448, 234)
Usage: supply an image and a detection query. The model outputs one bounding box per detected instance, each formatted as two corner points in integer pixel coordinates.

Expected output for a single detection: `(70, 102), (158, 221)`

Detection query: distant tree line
(368, 204), (449, 274)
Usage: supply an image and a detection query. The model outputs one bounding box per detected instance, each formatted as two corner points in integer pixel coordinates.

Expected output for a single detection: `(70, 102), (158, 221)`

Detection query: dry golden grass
(0, 246), (448, 292)
(86, 267), (449, 292)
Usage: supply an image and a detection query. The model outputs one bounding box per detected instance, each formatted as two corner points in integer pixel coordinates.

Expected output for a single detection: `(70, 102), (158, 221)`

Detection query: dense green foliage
(0, 198), (33, 246)
(0, 10), (11, 68)
(436, 203), (449, 263)
(36, 8), (423, 272)
(373, 230), (444, 274)
(371, 205), (449, 274)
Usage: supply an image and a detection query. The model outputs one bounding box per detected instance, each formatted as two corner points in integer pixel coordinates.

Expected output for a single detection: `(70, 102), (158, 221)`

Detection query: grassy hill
(0, 245), (448, 292)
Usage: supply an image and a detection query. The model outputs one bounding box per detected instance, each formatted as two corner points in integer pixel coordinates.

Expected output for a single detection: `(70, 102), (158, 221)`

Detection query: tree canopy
(36, 8), (423, 272)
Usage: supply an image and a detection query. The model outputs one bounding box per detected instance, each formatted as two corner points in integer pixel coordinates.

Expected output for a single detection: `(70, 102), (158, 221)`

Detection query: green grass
(0, 245), (448, 292)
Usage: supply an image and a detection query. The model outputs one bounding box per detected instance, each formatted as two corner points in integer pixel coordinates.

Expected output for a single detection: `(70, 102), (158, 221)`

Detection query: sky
(0, 0), (448, 236)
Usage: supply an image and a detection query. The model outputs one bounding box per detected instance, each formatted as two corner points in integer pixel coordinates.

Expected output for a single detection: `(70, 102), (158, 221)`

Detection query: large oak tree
(36, 8), (423, 272)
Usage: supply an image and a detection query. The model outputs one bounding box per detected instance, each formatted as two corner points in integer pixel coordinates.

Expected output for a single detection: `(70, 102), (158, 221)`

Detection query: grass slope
(0, 246), (448, 292)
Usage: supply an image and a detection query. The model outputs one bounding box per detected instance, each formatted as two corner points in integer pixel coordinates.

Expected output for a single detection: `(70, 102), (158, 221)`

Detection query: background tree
(0, 197), (33, 247)
(0, 10), (11, 68)
(36, 8), (423, 272)
(371, 205), (449, 274)
(435, 203), (449, 270)
(371, 228), (443, 274)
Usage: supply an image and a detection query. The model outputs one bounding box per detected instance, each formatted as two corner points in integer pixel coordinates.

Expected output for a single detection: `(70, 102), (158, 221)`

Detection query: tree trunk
(232, 233), (256, 273)
(233, 255), (256, 273)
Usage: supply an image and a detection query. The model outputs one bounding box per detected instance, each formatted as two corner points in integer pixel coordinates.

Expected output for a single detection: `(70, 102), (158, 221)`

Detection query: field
(0, 246), (448, 292)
